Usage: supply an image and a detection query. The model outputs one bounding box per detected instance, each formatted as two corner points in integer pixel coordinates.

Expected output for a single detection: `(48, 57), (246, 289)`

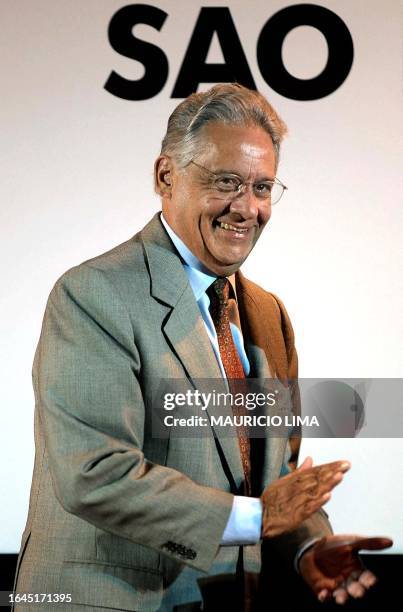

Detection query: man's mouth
(216, 221), (249, 234)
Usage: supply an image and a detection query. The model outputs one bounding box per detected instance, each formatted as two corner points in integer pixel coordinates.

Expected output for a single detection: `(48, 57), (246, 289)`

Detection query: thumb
(298, 456), (313, 471)
(350, 536), (394, 552)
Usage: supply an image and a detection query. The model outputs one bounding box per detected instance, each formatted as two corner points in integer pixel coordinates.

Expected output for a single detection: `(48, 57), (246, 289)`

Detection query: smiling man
(157, 120), (278, 276)
(15, 84), (391, 611)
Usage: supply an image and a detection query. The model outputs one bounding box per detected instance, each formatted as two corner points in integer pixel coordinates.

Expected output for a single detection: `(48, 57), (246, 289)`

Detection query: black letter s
(104, 4), (168, 101)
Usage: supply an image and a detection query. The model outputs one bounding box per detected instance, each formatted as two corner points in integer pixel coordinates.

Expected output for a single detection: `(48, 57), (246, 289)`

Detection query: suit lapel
(236, 271), (290, 489)
(141, 214), (222, 381)
(236, 271), (289, 381)
(141, 214), (244, 490)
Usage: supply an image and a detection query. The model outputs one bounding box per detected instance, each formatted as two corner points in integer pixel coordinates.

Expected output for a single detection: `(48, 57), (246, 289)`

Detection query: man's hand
(260, 457), (350, 538)
(299, 535), (393, 605)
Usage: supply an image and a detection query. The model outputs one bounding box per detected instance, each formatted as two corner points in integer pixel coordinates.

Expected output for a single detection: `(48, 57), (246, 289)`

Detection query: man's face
(161, 123), (277, 276)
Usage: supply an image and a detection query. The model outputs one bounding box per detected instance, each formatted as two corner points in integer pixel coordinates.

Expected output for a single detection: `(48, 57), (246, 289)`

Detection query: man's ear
(154, 156), (173, 198)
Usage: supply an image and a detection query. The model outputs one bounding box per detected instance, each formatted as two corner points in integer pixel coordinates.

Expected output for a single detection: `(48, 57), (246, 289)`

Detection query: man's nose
(229, 184), (260, 219)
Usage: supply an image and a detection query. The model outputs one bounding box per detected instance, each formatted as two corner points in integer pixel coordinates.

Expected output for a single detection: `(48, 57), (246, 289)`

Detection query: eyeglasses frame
(188, 160), (288, 205)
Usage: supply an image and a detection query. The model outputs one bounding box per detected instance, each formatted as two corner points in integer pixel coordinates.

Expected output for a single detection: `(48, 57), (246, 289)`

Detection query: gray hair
(160, 83), (287, 169)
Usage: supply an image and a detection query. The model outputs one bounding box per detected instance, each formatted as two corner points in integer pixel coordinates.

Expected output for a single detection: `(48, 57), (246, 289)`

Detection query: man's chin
(204, 253), (249, 276)
(200, 237), (255, 274)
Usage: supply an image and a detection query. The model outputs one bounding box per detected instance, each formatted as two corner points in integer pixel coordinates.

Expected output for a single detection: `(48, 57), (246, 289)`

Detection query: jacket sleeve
(34, 263), (233, 573)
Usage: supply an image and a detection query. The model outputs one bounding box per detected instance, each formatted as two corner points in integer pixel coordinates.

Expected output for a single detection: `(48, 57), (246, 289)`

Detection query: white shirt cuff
(221, 496), (263, 546)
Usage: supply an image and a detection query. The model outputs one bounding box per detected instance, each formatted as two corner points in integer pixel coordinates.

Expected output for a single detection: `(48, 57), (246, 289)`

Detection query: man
(15, 84), (391, 611)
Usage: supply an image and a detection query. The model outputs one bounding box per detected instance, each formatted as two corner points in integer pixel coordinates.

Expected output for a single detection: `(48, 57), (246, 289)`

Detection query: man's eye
(255, 182), (273, 194)
(214, 176), (241, 191)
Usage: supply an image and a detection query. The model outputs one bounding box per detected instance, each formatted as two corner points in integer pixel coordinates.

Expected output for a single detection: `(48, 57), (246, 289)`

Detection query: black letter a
(172, 8), (255, 98)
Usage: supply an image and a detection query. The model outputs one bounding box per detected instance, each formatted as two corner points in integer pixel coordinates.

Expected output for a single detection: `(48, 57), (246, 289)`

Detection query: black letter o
(257, 4), (354, 100)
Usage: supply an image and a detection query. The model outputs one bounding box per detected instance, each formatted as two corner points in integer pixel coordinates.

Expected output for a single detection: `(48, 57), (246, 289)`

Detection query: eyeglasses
(189, 160), (287, 205)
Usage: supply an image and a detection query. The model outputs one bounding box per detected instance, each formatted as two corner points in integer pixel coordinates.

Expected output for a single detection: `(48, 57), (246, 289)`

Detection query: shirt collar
(160, 213), (237, 301)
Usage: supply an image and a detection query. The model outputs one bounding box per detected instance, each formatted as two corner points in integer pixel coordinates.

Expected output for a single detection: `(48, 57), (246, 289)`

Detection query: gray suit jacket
(15, 214), (331, 611)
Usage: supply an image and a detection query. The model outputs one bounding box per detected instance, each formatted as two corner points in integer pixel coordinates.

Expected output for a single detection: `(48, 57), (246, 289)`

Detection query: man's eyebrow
(204, 166), (236, 176)
(211, 167), (275, 180)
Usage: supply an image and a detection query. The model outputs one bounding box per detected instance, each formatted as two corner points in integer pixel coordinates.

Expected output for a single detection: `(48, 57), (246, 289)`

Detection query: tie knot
(207, 278), (230, 326)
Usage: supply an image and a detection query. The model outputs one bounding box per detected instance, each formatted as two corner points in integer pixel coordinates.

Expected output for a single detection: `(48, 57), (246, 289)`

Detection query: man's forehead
(200, 121), (273, 143)
(197, 123), (276, 171)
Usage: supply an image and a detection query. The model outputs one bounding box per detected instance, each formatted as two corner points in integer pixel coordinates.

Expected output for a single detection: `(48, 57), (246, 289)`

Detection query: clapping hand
(260, 457), (350, 538)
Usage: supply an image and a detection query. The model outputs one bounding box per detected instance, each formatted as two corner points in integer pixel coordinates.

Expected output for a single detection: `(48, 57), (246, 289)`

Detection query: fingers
(293, 463), (349, 501)
(283, 459), (350, 496)
(261, 460), (351, 538)
(346, 573), (366, 598)
(319, 460), (351, 475)
(358, 570), (377, 588)
(321, 492), (331, 504)
(333, 587), (348, 605)
(303, 461), (350, 489)
(316, 461), (350, 485)
(298, 456), (313, 471)
(334, 460), (351, 472)
(327, 571), (377, 606)
(317, 589), (329, 603)
(331, 579), (364, 606)
(292, 473), (341, 512)
(296, 496), (330, 523)
(295, 460), (349, 481)
(286, 462), (349, 526)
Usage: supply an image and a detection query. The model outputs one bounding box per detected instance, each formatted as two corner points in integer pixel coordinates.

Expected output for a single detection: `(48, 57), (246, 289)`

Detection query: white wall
(1, 0), (402, 552)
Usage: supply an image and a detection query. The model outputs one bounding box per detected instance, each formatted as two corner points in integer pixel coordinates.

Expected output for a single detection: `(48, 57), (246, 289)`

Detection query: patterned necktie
(208, 277), (251, 495)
